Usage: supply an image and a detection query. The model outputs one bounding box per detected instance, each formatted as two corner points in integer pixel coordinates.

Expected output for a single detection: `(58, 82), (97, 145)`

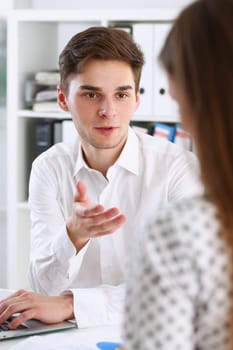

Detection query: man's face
(58, 59), (140, 153)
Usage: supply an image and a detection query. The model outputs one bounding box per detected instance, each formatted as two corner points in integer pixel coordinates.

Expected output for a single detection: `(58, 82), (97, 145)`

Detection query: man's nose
(98, 98), (116, 118)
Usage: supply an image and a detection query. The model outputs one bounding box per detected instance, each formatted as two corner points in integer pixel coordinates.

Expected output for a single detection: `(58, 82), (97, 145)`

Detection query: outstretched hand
(0, 289), (74, 330)
(66, 180), (126, 252)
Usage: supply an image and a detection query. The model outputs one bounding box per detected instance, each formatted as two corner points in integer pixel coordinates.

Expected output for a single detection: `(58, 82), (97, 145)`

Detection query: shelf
(9, 8), (180, 23)
(132, 114), (180, 123)
(17, 110), (179, 123)
(18, 109), (71, 119)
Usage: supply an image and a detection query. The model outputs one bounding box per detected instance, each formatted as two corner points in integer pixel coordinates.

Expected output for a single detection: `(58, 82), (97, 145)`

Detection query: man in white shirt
(0, 26), (202, 330)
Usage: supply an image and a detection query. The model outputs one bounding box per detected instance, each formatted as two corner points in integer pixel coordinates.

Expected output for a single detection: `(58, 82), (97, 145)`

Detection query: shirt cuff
(69, 286), (124, 328)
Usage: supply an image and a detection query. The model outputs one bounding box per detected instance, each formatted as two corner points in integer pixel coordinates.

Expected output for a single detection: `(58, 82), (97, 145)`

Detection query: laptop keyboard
(0, 317), (27, 331)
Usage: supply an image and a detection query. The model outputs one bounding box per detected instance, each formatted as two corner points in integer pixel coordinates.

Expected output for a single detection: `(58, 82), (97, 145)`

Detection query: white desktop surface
(0, 289), (122, 350)
(0, 324), (122, 350)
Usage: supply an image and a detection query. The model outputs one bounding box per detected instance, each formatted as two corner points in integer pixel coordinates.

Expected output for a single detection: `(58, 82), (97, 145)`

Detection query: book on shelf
(24, 79), (47, 108)
(32, 101), (61, 112)
(153, 122), (192, 151)
(174, 124), (192, 151)
(24, 70), (60, 110)
(153, 122), (176, 142)
(35, 89), (57, 102)
(35, 70), (60, 86)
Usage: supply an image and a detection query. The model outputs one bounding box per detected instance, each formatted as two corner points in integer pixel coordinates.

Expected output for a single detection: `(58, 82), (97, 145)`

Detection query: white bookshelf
(7, 8), (180, 289)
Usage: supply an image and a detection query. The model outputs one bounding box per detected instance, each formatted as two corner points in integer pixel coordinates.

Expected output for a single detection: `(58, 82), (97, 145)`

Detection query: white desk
(0, 335), (26, 349)
(0, 325), (122, 349)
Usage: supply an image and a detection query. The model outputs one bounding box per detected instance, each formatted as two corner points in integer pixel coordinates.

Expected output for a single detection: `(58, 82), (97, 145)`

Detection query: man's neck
(82, 146), (124, 178)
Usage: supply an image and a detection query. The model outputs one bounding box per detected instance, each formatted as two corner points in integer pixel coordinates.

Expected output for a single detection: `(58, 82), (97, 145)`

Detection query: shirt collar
(115, 127), (139, 175)
(73, 126), (139, 177)
(73, 139), (89, 177)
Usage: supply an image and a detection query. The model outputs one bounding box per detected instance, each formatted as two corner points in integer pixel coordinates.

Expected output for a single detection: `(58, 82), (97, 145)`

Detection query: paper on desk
(9, 325), (122, 350)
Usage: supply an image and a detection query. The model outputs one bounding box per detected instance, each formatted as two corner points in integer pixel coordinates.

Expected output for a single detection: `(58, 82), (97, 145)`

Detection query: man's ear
(57, 85), (69, 112)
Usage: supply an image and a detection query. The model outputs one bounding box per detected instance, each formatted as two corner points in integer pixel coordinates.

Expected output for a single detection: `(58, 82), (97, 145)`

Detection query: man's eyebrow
(79, 85), (101, 91)
(117, 85), (133, 91)
(78, 85), (133, 91)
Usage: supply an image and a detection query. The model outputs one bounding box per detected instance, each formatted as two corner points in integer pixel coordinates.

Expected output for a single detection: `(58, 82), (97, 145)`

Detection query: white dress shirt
(123, 197), (233, 350)
(28, 127), (202, 328)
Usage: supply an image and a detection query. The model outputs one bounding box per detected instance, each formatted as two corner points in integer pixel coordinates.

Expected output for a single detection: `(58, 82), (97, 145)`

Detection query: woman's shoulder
(155, 196), (218, 229)
(146, 196), (221, 252)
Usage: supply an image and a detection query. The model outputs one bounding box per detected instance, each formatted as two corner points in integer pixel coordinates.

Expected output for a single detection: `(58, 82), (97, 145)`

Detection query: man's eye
(87, 92), (97, 98)
(118, 93), (128, 99)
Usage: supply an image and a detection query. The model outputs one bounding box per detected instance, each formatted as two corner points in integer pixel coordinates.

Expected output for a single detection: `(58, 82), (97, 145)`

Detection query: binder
(53, 121), (62, 144)
(61, 120), (78, 143)
(132, 24), (154, 120)
(35, 121), (53, 157)
(153, 23), (180, 121)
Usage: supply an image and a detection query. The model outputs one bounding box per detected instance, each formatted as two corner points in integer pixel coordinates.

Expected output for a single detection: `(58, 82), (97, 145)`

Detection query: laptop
(0, 289), (77, 340)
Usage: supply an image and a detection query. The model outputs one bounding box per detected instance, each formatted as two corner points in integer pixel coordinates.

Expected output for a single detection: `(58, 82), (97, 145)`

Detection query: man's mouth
(95, 126), (118, 134)
(95, 126), (117, 130)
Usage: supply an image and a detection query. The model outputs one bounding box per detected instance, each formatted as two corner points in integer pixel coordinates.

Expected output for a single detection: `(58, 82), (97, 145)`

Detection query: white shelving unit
(7, 8), (180, 289)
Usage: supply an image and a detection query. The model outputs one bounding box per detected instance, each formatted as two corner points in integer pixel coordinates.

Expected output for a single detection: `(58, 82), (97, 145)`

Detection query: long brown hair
(159, 0), (233, 233)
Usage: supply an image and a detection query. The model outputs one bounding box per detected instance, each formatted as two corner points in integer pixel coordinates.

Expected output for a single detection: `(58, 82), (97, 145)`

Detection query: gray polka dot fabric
(123, 196), (233, 350)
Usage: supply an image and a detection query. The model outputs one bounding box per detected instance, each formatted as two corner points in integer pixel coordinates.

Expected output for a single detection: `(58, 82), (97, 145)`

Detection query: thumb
(74, 180), (89, 203)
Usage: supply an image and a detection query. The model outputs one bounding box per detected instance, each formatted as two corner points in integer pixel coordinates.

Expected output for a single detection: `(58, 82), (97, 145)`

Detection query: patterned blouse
(123, 196), (233, 350)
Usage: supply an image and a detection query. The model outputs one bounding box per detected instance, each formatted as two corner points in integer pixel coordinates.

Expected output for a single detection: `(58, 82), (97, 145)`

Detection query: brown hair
(59, 26), (144, 94)
(159, 0), (233, 232)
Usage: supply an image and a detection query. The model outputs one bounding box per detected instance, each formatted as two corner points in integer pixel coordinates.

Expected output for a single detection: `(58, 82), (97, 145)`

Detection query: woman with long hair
(124, 0), (233, 349)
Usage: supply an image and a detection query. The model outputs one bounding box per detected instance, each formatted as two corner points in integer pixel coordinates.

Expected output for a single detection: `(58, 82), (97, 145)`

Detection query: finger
(85, 207), (120, 224)
(72, 203), (105, 220)
(0, 300), (26, 323)
(0, 292), (28, 315)
(79, 204), (106, 218)
(74, 180), (88, 203)
(8, 310), (35, 330)
(0, 289), (27, 303)
(89, 213), (127, 237)
(0, 291), (36, 323)
(76, 207), (120, 226)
